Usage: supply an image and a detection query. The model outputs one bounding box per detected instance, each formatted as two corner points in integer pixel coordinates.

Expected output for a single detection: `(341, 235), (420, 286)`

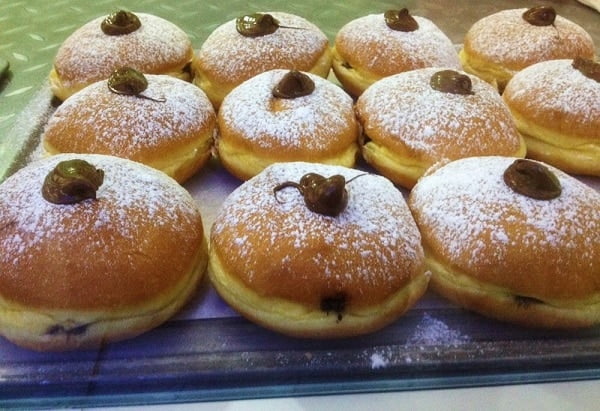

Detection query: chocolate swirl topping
(522, 6), (556, 26)
(42, 159), (104, 205)
(273, 172), (366, 217)
(384, 8), (419, 32)
(503, 159), (561, 200)
(272, 70), (315, 99)
(101, 10), (142, 35)
(430, 70), (474, 95)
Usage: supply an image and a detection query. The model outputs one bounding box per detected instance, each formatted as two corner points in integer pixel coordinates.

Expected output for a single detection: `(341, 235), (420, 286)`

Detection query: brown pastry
(50, 10), (193, 100)
(209, 162), (430, 338)
(0, 154), (208, 351)
(217, 69), (359, 180)
(43, 68), (216, 183)
(459, 6), (595, 91)
(355, 68), (526, 188)
(409, 156), (600, 328)
(332, 9), (460, 97)
(192, 12), (332, 108)
(503, 58), (600, 176)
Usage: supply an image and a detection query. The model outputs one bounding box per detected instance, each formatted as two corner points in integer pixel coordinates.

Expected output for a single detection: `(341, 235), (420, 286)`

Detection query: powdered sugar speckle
(0, 154), (202, 268)
(54, 13), (192, 88)
(219, 69), (356, 151)
(503, 59), (600, 134)
(463, 9), (595, 69)
(42, 75), (215, 157)
(335, 14), (460, 75)
(195, 12), (329, 83)
(356, 68), (522, 161)
(408, 313), (471, 346)
(211, 162), (424, 298)
(409, 156), (600, 294)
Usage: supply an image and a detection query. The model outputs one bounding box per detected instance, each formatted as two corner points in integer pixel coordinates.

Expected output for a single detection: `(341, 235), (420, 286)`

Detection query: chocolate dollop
(42, 159), (104, 205)
(101, 10), (141, 35)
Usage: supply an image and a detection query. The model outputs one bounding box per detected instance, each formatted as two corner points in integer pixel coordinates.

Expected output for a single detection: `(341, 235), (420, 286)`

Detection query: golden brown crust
(0, 154), (208, 350)
(192, 12), (331, 108)
(355, 68), (526, 188)
(502, 59), (600, 176)
(50, 13), (193, 101)
(209, 248), (429, 338)
(332, 13), (460, 97)
(460, 8), (595, 91)
(216, 69), (359, 180)
(42, 75), (216, 183)
(409, 156), (600, 328)
(209, 162), (429, 337)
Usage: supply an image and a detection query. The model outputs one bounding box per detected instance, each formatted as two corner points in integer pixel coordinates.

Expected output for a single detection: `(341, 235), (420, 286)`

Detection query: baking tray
(1, 0), (599, 408)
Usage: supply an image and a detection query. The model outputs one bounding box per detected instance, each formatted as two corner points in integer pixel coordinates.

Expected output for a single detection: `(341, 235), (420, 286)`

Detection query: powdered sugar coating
(503, 59), (600, 138)
(211, 162), (424, 293)
(54, 13), (192, 87)
(42, 75), (215, 157)
(409, 157), (599, 291)
(335, 14), (460, 74)
(464, 9), (595, 69)
(195, 12), (329, 83)
(0, 154), (202, 269)
(356, 68), (522, 160)
(219, 69), (356, 152)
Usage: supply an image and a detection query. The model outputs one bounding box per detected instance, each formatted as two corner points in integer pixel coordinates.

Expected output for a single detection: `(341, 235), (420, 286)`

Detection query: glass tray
(0, 0), (599, 408)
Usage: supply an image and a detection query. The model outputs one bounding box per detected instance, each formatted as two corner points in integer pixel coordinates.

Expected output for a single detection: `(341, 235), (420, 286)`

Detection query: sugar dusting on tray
(364, 312), (471, 369)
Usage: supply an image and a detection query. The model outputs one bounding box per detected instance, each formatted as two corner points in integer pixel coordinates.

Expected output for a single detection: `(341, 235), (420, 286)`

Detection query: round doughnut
(503, 58), (600, 176)
(408, 156), (600, 328)
(50, 11), (194, 101)
(0, 154), (208, 351)
(355, 67), (526, 189)
(192, 12), (332, 108)
(209, 162), (430, 338)
(42, 71), (216, 183)
(216, 69), (359, 180)
(459, 7), (595, 92)
(332, 10), (460, 97)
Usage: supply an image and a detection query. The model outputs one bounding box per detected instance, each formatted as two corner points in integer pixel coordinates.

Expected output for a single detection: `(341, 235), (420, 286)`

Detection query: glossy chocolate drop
(101, 10), (141, 35)
(430, 70), (474, 95)
(273, 172), (366, 217)
(42, 159), (104, 205)
(107, 67), (148, 96)
(236, 13), (280, 37)
(272, 70), (315, 99)
(305, 175), (349, 217)
(522, 6), (556, 26)
(384, 8), (419, 32)
(503, 159), (561, 200)
(572, 57), (600, 83)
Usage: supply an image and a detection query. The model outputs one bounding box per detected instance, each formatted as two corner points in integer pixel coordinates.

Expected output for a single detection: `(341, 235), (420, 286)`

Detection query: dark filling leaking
(46, 323), (89, 336)
(514, 295), (544, 308)
(320, 293), (347, 321)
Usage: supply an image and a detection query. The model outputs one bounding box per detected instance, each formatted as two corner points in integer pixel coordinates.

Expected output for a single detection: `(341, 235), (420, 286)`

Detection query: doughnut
(408, 156), (600, 328)
(355, 67), (526, 189)
(0, 154), (208, 351)
(50, 10), (194, 101)
(503, 58), (600, 176)
(192, 12), (332, 108)
(459, 6), (595, 92)
(216, 69), (359, 180)
(42, 68), (217, 183)
(209, 162), (430, 338)
(332, 9), (460, 97)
